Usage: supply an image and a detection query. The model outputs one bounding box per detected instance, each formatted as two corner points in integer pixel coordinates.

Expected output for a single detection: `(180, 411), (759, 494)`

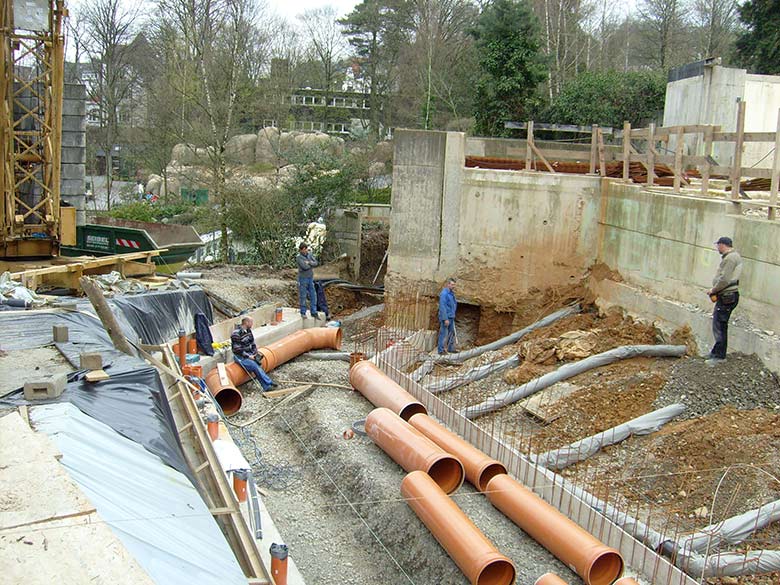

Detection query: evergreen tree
(471, 0), (547, 136)
(735, 0), (780, 74)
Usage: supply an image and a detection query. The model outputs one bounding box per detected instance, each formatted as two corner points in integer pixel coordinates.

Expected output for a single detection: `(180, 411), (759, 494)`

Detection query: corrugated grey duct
(410, 304), (580, 382)
(424, 355), (520, 394)
(678, 498), (780, 554)
(680, 549), (780, 577)
(461, 344), (687, 419)
(534, 403), (686, 470)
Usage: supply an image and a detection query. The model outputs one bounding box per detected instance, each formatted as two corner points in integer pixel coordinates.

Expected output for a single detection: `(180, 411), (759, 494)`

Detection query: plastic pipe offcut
(401, 471), (516, 585)
(485, 474), (623, 585)
(349, 360), (427, 421)
(365, 408), (464, 494)
(205, 327), (343, 414)
(408, 413), (507, 492)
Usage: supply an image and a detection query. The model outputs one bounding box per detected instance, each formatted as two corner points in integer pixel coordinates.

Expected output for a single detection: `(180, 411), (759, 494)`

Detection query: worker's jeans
(438, 319), (455, 354)
(234, 356), (273, 390)
(710, 291), (739, 359)
(298, 277), (317, 316)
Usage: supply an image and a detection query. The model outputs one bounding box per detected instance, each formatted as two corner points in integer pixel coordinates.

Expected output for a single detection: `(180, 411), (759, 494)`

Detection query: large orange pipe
(534, 574), (568, 585)
(485, 474), (623, 585)
(401, 471), (516, 585)
(613, 578), (640, 585)
(205, 327), (342, 414)
(408, 413), (507, 492)
(365, 408), (464, 494)
(349, 360), (427, 421)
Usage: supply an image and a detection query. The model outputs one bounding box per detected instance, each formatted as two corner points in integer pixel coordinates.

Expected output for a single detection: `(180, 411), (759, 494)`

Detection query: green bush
(543, 70), (666, 128)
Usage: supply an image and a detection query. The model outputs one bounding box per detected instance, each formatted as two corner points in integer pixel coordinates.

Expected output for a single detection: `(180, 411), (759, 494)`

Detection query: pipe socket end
(428, 456), (465, 495)
(477, 463), (509, 493)
(476, 558), (516, 585)
(214, 386), (243, 415)
(586, 550), (624, 585)
(399, 402), (428, 421)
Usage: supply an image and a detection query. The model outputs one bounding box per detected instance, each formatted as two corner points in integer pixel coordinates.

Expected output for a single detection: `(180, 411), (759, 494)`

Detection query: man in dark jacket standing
(297, 242), (320, 319)
(438, 278), (457, 355)
(231, 316), (276, 390)
(707, 236), (743, 364)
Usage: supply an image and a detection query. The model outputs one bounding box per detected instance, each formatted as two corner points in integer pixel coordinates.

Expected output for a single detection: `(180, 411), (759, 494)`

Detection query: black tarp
(110, 289), (213, 345)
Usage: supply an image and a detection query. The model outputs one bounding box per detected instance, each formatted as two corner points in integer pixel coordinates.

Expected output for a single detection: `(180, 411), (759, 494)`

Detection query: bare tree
(297, 6), (346, 129)
(155, 0), (269, 259)
(693, 0), (738, 59)
(637, 0), (689, 70)
(81, 0), (141, 209)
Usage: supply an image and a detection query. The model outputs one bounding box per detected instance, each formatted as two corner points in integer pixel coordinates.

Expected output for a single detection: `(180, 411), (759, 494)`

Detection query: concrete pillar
(62, 83), (87, 225)
(438, 132), (465, 279)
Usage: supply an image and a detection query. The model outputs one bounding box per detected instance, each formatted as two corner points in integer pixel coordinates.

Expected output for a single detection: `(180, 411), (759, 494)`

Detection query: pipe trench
(205, 327), (342, 414)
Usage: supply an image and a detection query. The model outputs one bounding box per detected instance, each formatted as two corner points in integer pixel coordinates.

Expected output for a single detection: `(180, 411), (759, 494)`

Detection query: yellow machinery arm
(1, 0), (71, 258)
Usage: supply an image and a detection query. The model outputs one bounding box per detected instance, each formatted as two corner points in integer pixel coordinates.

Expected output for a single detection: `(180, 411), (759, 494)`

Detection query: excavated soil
(357, 223), (389, 284)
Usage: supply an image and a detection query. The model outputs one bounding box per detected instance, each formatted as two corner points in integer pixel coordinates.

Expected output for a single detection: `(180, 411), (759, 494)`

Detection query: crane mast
(1, 0), (68, 258)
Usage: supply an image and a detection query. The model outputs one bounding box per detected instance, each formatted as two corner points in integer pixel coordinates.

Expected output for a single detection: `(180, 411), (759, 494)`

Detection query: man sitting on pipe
(231, 316), (278, 391)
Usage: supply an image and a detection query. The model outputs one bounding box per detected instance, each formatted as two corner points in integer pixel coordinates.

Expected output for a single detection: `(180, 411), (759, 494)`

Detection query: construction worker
(706, 236), (743, 364)
(231, 316), (277, 390)
(297, 242), (320, 319)
(438, 277), (457, 355)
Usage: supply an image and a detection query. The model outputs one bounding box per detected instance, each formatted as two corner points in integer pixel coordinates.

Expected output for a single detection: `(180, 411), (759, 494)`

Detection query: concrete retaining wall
(389, 130), (780, 369)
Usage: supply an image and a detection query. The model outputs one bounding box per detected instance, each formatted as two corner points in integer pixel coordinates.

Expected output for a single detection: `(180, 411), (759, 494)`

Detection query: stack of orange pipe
(349, 360), (625, 585)
(205, 327), (342, 414)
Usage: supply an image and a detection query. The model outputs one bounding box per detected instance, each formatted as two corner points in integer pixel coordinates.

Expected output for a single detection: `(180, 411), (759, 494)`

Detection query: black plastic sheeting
(110, 289), (213, 345)
(2, 364), (194, 485)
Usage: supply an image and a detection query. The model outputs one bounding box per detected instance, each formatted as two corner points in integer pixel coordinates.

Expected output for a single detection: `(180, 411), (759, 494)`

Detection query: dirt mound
(504, 362), (554, 386)
(606, 407), (780, 526)
(529, 359), (668, 451)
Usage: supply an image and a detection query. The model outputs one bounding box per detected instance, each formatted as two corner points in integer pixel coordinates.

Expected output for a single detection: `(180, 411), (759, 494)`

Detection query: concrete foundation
(389, 130), (780, 371)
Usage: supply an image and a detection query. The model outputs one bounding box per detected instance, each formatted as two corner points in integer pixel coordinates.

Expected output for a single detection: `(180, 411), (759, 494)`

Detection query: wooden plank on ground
(518, 382), (581, 423)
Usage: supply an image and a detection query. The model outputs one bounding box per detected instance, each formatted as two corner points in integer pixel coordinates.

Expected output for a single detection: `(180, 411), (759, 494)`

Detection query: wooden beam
(647, 123), (656, 186)
(702, 125), (714, 196)
(622, 122), (631, 182)
(770, 109), (780, 220)
(505, 121), (614, 134)
(530, 142), (556, 173)
(713, 131), (777, 142)
(589, 124), (598, 174)
(597, 128), (607, 177)
(525, 120), (534, 171)
(731, 100), (746, 202)
(79, 276), (136, 356)
(673, 127), (684, 193)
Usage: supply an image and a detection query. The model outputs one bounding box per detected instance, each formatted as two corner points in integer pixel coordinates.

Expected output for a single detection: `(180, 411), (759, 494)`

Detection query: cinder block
(79, 352), (103, 370)
(52, 325), (69, 342)
(23, 373), (67, 401)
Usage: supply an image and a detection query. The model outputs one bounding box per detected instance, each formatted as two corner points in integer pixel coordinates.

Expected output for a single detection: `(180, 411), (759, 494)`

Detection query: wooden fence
(508, 103), (780, 220)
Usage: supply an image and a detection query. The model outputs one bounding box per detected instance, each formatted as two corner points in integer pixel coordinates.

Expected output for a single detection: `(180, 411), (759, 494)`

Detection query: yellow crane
(1, 0), (74, 258)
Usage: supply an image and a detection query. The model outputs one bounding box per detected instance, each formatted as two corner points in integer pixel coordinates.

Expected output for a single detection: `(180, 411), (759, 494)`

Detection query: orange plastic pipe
(205, 363), (243, 415)
(408, 413), (507, 492)
(485, 474), (623, 585)
(401, 471), (516, 585)
(349, 360), (427, 420)
(205, 327), (342, 413)
(258, 327), (343, 372)
(613, 578), (640, 585)
(366, 408), (464, 494)
(534, 573), (568, 585)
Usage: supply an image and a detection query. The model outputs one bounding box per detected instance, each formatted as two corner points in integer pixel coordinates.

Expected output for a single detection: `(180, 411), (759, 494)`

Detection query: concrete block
(62, 98), (87, 116)
(61, 163), (85, 180)
(53, 325), (69, 342)
(63, 83), (87, 99)
(79, 352), (103, 370)
(62, 132), (86, 148)
(23, 373), (67, 401)
(61, 146), (86, 164)
(61, 179), (85, 194)
(62, 115), (86, 132)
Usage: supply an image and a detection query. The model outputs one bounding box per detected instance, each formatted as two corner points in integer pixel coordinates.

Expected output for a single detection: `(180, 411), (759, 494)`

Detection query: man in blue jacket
(438, 277), (457, 354)
(296, 242), (319, 319)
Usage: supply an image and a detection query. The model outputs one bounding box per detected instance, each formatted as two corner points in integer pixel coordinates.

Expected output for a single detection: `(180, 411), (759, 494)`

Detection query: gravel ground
(655, 353), (780, 418)
(227, 358), (581, 585)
